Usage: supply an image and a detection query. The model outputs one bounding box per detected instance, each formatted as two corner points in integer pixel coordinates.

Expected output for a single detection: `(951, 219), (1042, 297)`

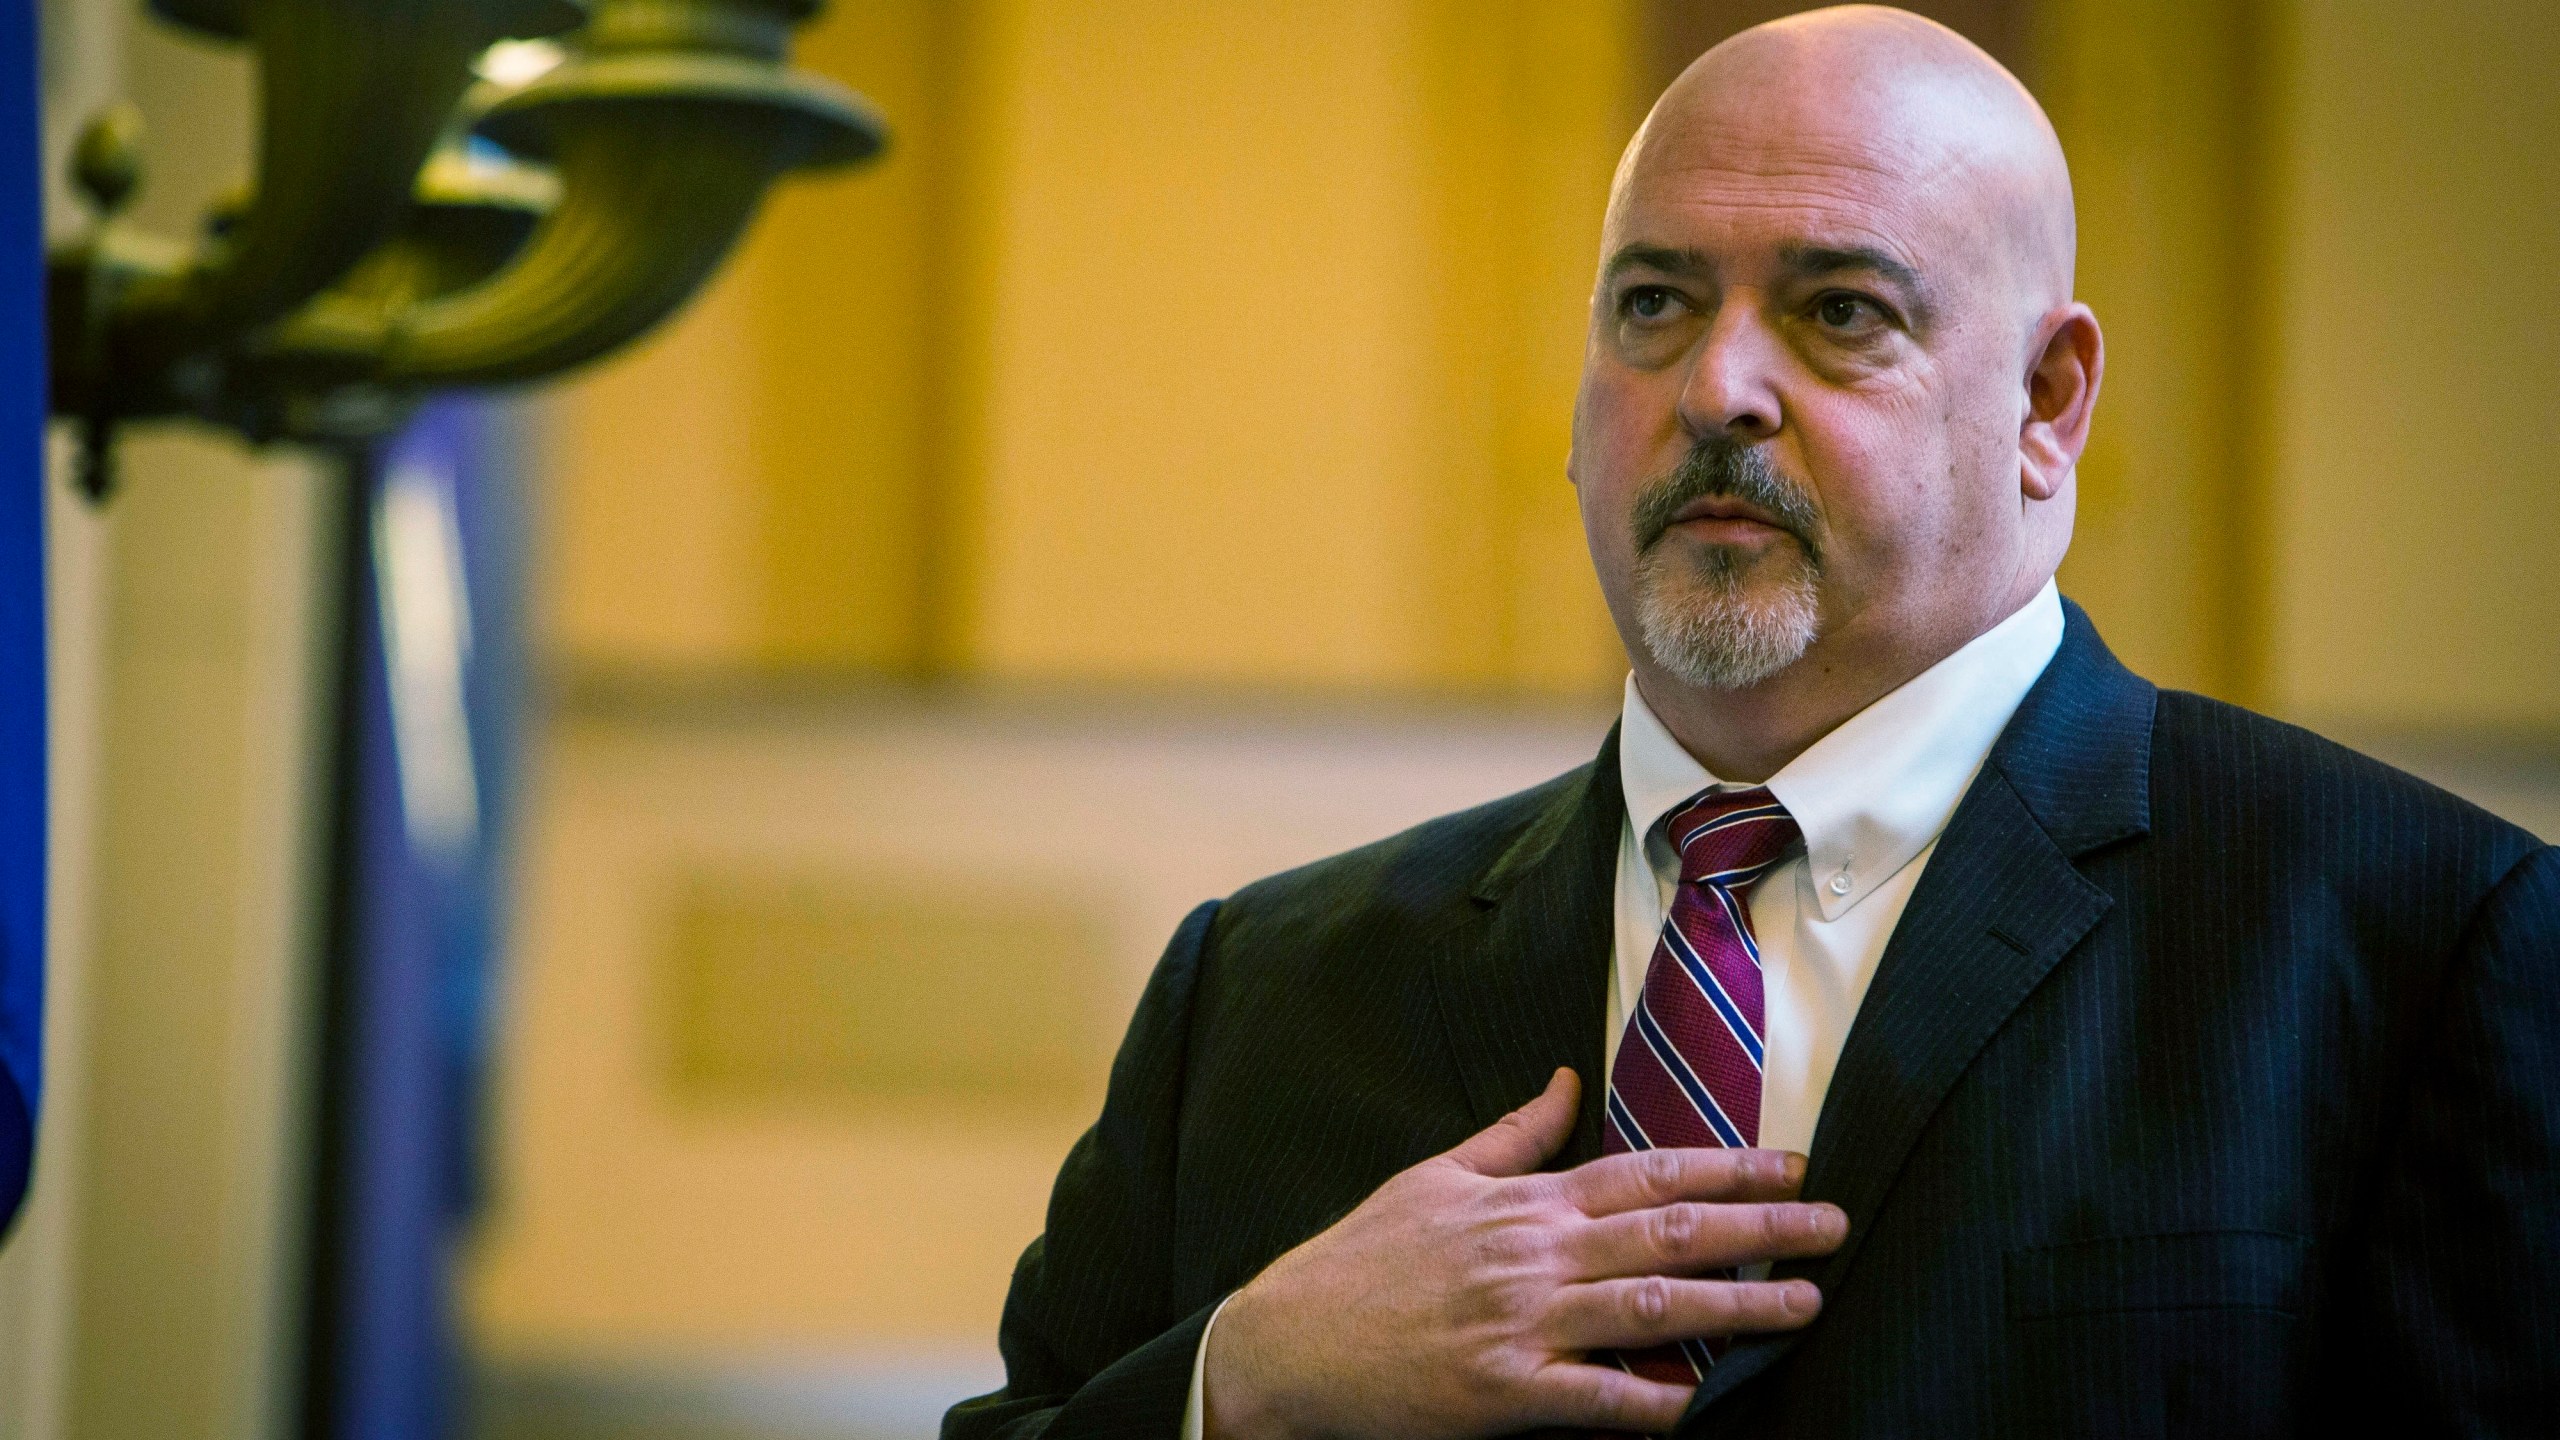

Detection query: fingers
(1564, 1199), (1847, 1278)
(1546, 1274), (1823, 1351)
(1524, 1361), (1694, 1436)
(1441, 1068), (1580, 1178)
(1559, 1145), (1805, 1216)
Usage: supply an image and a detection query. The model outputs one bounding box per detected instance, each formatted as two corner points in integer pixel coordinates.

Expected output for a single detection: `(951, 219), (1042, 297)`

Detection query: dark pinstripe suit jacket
(945, 602), (2560, 1439)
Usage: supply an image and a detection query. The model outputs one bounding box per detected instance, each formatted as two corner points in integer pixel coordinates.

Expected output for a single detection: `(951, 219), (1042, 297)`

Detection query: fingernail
(1782, 1153), (1807, 1185)
(1816, 1204), (1847, 1241)
(1786, 1281), (1821, 1315)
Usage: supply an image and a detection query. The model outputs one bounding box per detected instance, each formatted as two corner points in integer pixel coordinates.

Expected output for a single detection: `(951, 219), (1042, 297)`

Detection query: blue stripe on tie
(1676, 797), (1787, 832)
(1703, 881), (1763, 968)
(1633, 1000), (1746, 1148)
(1606, 1088), (1653, 1152)
(1698, 856), (1783, 887)
(1661, 918), (1764, 1064)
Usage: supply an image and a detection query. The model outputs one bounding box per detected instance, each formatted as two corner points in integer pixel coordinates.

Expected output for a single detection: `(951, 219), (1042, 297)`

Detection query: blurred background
(3, 0), (2556, 1437)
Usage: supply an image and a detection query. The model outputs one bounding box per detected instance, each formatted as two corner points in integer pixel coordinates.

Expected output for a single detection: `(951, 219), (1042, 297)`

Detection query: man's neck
(1634, 661), (1896, 785)
(1636, 585), (2050, 783)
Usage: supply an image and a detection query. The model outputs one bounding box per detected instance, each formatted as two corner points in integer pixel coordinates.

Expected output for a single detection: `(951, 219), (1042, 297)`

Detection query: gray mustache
(1632, 440), (1823, 560)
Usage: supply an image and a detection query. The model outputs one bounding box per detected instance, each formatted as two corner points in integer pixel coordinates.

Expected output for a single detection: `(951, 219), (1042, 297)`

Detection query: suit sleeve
(944, 900), (1226, 1440)
(2357, 844), (2560, 1434)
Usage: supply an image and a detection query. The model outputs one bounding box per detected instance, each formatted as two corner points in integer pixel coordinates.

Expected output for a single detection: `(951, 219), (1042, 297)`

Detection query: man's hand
(1203, 1068), (1846, 1440)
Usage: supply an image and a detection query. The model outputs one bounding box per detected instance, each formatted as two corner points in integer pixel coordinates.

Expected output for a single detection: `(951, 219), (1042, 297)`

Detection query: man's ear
(2020, 305), (2103, 501)
(1565, 380), (1590, 491)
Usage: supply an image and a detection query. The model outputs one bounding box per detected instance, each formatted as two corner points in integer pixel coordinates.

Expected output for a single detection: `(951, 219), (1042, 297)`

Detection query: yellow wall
(545, 0), (1631, 694)
(466, 708), (1607, 1355)
(2043, 0), (2560, 729)
(966, 0), (1627, 689)
(2040, 0), (2270, 701)
(544, 0), (960, 674)
(2263, 0), (2560, 729)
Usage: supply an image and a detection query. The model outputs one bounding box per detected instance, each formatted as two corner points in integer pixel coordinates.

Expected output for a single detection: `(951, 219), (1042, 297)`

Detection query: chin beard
(1633, 543), (1821, 690)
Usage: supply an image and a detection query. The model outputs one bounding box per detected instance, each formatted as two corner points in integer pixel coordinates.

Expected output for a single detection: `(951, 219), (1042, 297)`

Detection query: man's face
(1571, 84), (2043, 692)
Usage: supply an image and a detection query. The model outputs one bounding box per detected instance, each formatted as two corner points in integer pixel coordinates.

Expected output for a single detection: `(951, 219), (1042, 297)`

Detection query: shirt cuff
(1180, 1293), (1237, 1440)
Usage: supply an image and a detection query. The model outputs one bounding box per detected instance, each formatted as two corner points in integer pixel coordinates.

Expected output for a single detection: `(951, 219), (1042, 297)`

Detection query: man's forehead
(1605, 143), (1948, 281)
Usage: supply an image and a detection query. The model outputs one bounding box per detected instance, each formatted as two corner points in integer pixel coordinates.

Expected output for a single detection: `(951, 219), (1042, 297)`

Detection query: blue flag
(0, 0), (48, 1235)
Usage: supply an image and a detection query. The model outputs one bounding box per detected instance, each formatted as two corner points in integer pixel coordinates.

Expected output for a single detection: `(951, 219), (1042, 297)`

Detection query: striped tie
(1601, 785), (1799, 1386)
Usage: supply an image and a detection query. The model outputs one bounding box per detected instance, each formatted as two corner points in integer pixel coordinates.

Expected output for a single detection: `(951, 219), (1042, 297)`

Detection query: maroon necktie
(1600, 785), (1799, 1385)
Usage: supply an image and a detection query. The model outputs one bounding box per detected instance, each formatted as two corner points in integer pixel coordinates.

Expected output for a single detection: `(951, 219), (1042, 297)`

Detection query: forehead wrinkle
(1610, 166), (1935, 276)
(1612, 126), (1986, 248)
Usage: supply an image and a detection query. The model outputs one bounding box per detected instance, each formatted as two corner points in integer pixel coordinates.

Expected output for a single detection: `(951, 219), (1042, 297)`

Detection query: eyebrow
(1602, 244), (1711, 282)
(1602, 240), (1938, 325)
(1779, 243), (1923, 293)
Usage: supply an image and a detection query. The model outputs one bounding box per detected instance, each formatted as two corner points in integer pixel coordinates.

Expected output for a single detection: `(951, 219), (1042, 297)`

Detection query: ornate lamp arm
(272, 2), (881, 387)
(48, 0), (882, 490)
(391, 116), (822, 385)
(118, 0), (583, 362)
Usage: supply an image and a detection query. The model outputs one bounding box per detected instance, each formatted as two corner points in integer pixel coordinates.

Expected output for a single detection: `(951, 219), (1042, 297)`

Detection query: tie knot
(1664, 785), (1799, 890)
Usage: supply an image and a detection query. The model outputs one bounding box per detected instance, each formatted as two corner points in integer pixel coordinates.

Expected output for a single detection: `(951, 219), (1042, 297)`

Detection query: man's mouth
(1627, 437), (1824, 563)
(1665, 496), (1791, 541)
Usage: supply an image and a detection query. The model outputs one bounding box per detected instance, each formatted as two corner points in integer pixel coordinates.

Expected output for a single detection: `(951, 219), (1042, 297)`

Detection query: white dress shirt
(1181, 583), (2064, 1437)
(1609, 581), (2064, 1158)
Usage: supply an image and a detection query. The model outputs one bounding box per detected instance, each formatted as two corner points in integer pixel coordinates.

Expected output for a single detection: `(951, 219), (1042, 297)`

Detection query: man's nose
(1677, 301), (1783, 443)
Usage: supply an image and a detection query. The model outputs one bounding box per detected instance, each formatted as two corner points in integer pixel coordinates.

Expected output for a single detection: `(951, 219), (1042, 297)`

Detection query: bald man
(945, 9), (2560, 1438)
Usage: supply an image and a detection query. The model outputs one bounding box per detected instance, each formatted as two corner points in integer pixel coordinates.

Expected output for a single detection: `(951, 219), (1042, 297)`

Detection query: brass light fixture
(47, 0), (885, 497)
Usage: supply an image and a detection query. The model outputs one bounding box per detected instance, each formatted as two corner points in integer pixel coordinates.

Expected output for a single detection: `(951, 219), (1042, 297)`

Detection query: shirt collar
(1617, 581), (2066, 921)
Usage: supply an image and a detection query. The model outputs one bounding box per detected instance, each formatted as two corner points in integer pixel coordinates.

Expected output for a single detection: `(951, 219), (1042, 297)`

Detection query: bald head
(1615, 6), (2076, 317)
(1569, 5), (2105, 777)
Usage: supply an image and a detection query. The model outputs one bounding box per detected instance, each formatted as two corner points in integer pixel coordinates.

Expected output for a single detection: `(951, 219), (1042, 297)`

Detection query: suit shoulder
(2149, 688), (2541, 874)
(1212, 759), (1594, 949)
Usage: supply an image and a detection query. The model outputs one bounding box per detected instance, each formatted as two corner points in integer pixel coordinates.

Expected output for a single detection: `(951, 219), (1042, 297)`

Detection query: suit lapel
(1687, 601), (2158, 1414)
(1430, 726), (1624, 1168)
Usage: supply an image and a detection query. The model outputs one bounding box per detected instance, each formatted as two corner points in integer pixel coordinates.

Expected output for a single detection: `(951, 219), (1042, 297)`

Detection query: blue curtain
(314, 398), (524, 1437)
(0, 0), (50, 1238)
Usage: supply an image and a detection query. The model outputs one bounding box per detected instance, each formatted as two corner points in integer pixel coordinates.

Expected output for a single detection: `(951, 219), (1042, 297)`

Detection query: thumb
(1441, 1067), (1580, 1177)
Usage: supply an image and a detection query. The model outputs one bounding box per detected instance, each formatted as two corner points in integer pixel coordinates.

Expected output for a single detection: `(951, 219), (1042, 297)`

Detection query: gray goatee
(1629, 438), (1823, 690)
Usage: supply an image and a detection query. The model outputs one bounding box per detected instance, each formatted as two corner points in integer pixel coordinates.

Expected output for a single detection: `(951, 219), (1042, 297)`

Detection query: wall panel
(2265, 0), (2560, 729)
(2039, 0), (2269, 699)
(545, 0), (1634, 697)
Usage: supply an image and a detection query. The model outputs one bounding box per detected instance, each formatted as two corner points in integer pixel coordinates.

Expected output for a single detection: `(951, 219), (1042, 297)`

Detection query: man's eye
(1623, 286), (1681, 322)
(1815, 293), (1876, 329)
